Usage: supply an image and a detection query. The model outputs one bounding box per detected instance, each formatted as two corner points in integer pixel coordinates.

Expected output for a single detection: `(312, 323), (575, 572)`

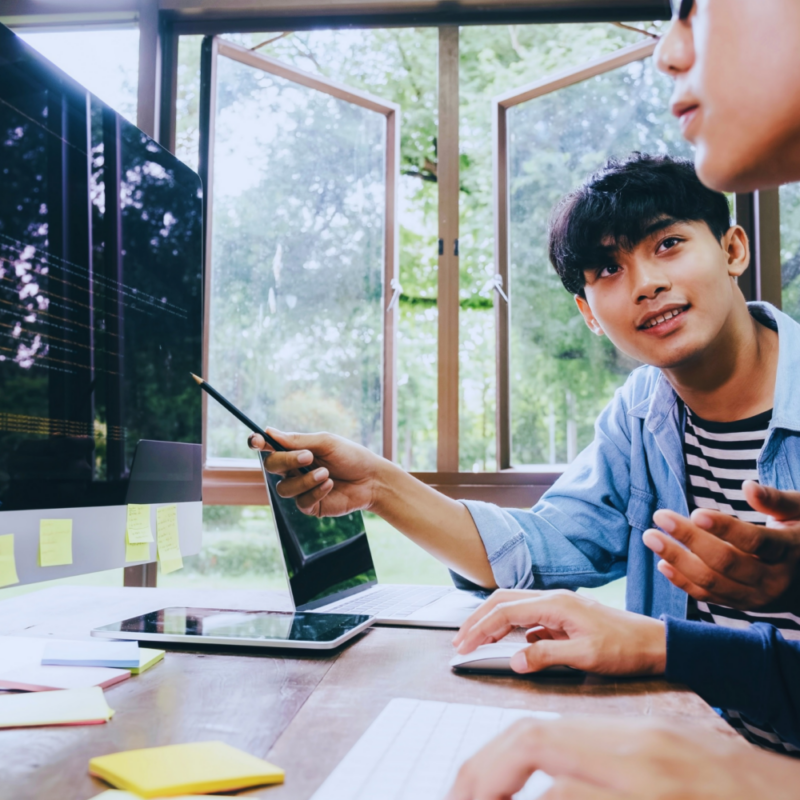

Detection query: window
(494, 36), (692, 470)
(200, 36), (399, 464)
(16, 29), (139, 124)
(780, 183), (800, 322)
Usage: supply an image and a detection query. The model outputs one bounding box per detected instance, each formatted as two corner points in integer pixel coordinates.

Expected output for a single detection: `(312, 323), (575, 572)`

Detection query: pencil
(190, 373), (311, 474)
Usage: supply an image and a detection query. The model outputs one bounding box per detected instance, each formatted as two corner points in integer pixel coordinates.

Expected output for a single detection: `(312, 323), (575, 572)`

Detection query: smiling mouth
(639, 305), (690, 331)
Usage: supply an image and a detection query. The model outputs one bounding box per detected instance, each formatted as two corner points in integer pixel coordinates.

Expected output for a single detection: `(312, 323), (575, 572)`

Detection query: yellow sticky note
(0, 686), (113, 728)
(156, 505), (183, 574)
(0, 534), (20, 588)
(125, 504), (153, 544)
(125, 540), (151, 563)
(39, 519), (73, 567)
(88, 741), (284, 798)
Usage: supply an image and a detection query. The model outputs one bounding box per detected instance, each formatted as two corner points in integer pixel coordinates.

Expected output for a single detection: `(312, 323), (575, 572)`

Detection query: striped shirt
(684, 406), (800, 755)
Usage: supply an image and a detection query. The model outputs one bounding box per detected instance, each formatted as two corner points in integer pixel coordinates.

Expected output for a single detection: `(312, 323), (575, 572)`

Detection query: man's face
(655, 0), (800, 192)
(577, 220), (748, 370)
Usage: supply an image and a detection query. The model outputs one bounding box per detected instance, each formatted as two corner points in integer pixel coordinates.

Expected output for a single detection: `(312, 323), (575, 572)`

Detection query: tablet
(91, 607), (374, 650)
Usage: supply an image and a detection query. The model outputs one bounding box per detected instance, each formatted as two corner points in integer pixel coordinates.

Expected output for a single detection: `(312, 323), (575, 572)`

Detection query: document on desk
(309, 698), (558, 800)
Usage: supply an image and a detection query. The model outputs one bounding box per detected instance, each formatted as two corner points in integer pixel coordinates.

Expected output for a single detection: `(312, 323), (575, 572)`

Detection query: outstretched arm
(249, 429), (496, 587)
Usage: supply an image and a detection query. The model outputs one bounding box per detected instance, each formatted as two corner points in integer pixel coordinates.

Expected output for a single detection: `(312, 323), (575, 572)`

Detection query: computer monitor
(0, 24), (204, 585)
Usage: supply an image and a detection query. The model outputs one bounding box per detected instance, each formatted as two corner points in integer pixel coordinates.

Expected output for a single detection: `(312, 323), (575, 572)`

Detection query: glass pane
(16, 29), (139, 124)
(178, 31), (438, 469)
(780, 182), (800, 322)
(507, 55), (692, 467)
(207, 52), (387, 460)
(156, 506), (450, 590)
(457, 22), (665, 472)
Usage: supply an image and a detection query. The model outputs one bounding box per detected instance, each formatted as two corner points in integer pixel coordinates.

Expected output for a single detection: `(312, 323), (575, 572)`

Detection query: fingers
(744, 481), (800, 522)
(510, 638), (587, 674)
(452, 590), (548, 648)
(643, 518), (763, 589)
(274, 467), (330, 499)
(655, 560), (744, 607)
(295, 479), (335, 515)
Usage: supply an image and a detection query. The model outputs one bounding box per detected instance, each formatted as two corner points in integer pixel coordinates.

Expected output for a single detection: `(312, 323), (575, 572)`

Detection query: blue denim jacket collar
(627, 302), (800, 433)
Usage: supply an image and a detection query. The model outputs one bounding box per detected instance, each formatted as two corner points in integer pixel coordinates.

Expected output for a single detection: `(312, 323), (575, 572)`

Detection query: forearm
(371, 460), (496, 588)
(665, 618), (800, 748)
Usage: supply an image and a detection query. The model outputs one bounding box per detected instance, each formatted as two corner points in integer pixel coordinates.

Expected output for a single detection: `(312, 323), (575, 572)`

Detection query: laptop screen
(260, 456), (378, 609)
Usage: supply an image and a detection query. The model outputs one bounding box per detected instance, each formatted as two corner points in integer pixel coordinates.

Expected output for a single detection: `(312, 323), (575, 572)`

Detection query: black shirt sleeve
(664, 616), (800, 749)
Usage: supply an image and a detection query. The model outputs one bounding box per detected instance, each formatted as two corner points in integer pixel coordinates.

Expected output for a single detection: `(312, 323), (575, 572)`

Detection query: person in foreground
(444, 0), (800, 797)
(444, 716), (799, 800)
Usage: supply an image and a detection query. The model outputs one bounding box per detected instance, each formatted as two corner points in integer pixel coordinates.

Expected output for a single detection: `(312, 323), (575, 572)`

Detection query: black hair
(548, 153), (732, 297)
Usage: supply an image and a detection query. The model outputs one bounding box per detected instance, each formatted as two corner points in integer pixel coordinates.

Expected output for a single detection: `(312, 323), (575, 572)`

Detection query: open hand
(452, 589), (666, 676)
(643, 482), (800, 610)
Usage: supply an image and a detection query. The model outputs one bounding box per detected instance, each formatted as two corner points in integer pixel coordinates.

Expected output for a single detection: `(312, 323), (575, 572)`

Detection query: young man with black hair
(254, 147), (800, 753)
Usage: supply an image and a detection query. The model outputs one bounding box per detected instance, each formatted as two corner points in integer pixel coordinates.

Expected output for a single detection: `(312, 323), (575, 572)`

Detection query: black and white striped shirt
(684, 406), (800, 755)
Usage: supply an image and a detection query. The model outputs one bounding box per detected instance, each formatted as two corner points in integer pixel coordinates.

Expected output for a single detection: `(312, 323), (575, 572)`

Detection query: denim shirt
(461, 303), (800, 620)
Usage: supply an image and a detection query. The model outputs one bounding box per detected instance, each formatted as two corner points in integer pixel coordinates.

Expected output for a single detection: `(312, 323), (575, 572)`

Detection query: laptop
(259, 453), (486, 628)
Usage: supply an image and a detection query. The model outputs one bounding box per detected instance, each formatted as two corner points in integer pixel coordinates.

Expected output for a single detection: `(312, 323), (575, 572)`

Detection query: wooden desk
(0, 587), (734, 800)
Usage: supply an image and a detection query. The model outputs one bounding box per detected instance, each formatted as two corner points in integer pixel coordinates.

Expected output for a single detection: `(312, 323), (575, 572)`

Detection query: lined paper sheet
(310, 698), (557, 800)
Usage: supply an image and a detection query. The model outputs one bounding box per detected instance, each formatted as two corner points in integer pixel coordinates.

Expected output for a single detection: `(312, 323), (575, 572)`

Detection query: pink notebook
(0, 664), (130, 692)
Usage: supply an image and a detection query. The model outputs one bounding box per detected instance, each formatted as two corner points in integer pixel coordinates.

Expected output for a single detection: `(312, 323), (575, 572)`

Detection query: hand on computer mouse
(249, 428), (383, 518)
(452, 589), (666, 676)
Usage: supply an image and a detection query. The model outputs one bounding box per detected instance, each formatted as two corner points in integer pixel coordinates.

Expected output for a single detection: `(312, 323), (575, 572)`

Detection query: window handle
(387, 278), (403, 312)
(485, 273), (509, 304)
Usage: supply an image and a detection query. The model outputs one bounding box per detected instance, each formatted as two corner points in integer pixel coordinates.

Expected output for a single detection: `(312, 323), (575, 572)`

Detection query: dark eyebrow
(642, 216), (683, 238)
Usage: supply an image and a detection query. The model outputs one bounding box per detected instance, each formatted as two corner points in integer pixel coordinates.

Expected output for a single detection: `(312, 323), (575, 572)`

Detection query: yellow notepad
(0, 533), (19, 587)
(126, 504), (153, 544)
(92, 791), (238, 799)
(39, 519), (73, 566)
(89, 741), (284, 798)
(129, 648), (165, 675)
(0, 686), (114, 728)
(156, 504), (183, 574)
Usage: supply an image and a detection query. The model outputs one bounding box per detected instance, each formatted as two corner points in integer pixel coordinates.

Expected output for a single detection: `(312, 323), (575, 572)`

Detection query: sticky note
(130, 649), (165, 675)
(88, 741), (284, 798)
(125, 504), (153, 544)
(38, 519), (73, 567)
(0, 686), (113, 728)
(125, 540), (150, 563)
(92, 791), (236, 799)
(0, 534), (19, 588)
(156, 505), (183, 574)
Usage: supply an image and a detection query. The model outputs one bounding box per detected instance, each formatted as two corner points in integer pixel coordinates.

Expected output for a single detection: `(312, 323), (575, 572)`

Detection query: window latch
(483, 273), (509, 304)
(387, 278), (403, 312)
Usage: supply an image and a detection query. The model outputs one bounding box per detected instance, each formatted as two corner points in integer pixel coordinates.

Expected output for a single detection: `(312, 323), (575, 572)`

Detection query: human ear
(722, 225), (750, 278)
(576, 295), (604, 336)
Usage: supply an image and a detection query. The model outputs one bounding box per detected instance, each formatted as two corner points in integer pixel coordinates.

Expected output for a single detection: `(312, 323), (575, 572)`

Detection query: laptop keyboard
(322, 585), (452, 619)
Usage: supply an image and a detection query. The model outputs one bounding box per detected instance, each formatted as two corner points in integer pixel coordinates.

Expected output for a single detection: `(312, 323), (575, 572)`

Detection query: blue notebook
(42, 640), (140, 669)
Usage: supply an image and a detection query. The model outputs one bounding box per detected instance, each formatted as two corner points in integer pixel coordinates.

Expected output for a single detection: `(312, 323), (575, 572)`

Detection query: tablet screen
(94, 607), (371, 643)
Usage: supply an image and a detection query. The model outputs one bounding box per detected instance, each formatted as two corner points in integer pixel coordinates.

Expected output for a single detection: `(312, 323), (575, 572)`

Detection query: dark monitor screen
(0, 25), (202, 511)
(260, 456), (377, 609)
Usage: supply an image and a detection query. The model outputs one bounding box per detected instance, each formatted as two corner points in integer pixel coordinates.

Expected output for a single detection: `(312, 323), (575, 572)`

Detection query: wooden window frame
(197, 36), (400, 469)
(9, 3), (783, 514)
(493, 38), (657, 471)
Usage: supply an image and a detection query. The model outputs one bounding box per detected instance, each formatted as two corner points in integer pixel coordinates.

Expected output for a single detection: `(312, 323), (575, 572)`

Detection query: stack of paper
(0, 686), (114, 728)
(89, 741), (284, 797)
(0, 665), (129, 692)
(0, 637), (164, 693)
(43, 640), (140, 668)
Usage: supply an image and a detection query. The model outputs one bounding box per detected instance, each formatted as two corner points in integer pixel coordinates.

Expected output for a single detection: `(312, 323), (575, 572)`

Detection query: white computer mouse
(449, 642), (581, 676)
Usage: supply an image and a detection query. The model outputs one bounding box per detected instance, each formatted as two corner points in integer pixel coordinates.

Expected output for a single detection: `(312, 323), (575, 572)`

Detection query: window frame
(492, 38), (658, 471)
(7, 1), (783, 522)
(196, 35), (400, 472)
